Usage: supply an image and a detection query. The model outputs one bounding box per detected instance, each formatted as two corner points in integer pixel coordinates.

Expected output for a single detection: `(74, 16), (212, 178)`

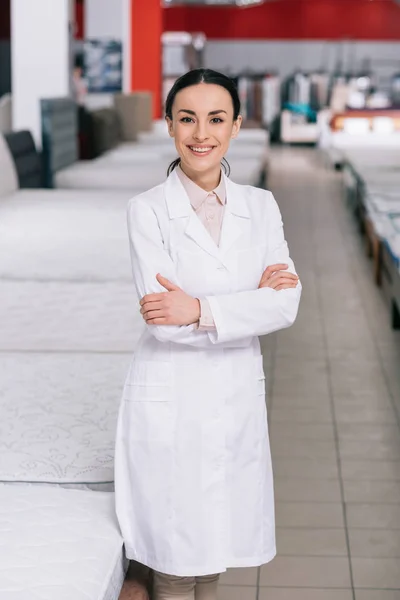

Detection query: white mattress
(0, 190), (134, 281)
(0, 485), (127, 600)
(56, 151), (266, 190)
(0, 352), (133, 489)
(0, 281), (144, 352)
(139, 124), (269, 145)
(101, 141), (268, 165)
(56, 160), (170, 191)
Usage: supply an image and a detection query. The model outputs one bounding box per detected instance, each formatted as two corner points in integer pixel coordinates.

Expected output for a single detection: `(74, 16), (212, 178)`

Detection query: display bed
(0, 485), (127, 600)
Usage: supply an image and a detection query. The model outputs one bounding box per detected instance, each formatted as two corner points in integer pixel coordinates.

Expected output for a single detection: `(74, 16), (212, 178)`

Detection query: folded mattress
(0, 485), (127, 600)
(0, 190), (134, 281)
(0, 351), (132, 490)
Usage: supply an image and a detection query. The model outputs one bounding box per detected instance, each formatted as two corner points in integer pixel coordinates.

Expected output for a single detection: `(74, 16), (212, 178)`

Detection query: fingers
(263, 263), (289, 277)
(156, 273), (181, 292)
(260, 272), (300, 290)
(140, 292), (166, 306)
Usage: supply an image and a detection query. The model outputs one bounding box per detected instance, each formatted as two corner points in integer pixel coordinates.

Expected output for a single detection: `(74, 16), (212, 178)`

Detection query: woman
(115, 69), (301, 600)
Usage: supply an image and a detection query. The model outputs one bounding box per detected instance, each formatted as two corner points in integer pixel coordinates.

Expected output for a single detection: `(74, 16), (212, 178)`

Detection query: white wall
(85, 0), (124, 39)
(205, 40), (400, 88)
(11, 0), (71, 146)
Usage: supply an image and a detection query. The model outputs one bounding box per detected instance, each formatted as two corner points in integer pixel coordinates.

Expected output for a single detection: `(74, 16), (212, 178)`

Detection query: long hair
(165, 69), (241, 177)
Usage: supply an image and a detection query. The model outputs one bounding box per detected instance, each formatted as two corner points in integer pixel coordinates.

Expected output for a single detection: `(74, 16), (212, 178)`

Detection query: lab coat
(115, 169), (301, 576)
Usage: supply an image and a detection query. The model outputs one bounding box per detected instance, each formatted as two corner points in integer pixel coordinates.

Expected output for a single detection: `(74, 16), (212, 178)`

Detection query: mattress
(0, 485), (127, 600)
(55, 160), (170, 191)
(101, 141), (268, 166)
(0, 190), (134, 281)
(0, 281), (144, 352)
(139, 124), (269, 145)
(0, 352), (133, 490)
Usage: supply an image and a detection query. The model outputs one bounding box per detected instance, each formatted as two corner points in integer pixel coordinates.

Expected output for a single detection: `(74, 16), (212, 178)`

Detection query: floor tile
(337, 424), (400, 443)
(271, 438), (337, 459)
(349, 529), (400, 558)
(335, 407), (396, 425)
(276, 502), (344, 528)
(271, 407), (333, 424)
(276, 527), (348, 556)
(343, 480), (400, 503)
(274, 478), (342, 502)
(273, 458), (339, 479)
(259, 590), (353, 600)
(341, 460), (400, 481)
(260, 556), (351, 588)
(352, 557), (400, 588)
(355, 592), (400, 600)
(218, 568), (258, 586)
(271, 423), (335, 442)
(339, 440), (400, 461)
(218, 585), (257, 600)
(346, 503), (400, 529)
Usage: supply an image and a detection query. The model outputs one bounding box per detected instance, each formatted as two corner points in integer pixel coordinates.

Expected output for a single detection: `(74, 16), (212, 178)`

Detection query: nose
(193, 121), (209, 142)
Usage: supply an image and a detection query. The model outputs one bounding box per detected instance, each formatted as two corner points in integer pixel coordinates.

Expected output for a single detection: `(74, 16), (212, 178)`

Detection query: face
(166, 83), (242, 177)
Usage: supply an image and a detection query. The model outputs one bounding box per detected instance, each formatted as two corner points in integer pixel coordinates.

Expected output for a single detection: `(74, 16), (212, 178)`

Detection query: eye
(211, 117), (223, 124)
(180, 117), (194, 123)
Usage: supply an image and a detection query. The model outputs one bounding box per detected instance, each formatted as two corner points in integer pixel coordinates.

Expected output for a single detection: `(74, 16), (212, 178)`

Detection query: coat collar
(176, 165), (226, 210)
(164, 168), (250, 265)
(165, 168), (250, 220)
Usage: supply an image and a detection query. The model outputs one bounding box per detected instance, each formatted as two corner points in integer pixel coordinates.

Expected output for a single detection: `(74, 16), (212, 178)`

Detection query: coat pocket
(123, 360), (172, 402)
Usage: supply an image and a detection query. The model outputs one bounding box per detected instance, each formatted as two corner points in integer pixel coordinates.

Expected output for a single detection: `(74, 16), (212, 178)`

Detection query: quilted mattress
(0, 281), (144, 352)
(0, 485), (127, 600)
(0, 352), (132, 490)
(0, 190), (134, 281)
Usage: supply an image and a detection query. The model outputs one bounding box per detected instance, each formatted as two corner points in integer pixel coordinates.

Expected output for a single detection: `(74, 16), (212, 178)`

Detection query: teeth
(190, 147), (212, 153)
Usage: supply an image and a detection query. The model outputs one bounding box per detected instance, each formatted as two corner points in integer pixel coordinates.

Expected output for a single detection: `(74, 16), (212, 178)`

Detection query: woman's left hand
(140, 274), (201, 326)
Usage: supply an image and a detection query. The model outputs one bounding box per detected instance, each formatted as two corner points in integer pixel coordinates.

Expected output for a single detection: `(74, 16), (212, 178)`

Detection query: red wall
(131, 0), (163, 118)
(164, 0), (400, 41)
(75, 0), (84, 40)
(0, 0), (10, 40)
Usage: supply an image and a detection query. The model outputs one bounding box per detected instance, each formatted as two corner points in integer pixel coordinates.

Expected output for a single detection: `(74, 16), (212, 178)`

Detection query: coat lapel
(164, 169), (250, 264)
(219, 174), (251, 255)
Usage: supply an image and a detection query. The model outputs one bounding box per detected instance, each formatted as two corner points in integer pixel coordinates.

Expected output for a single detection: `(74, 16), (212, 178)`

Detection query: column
(11, 0), (72, 147)
(131, 0), (163, 119)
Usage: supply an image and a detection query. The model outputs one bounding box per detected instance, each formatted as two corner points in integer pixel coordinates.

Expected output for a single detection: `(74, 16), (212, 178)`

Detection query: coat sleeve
(205, 193), (302, 344)
(127, 197), (252, 348)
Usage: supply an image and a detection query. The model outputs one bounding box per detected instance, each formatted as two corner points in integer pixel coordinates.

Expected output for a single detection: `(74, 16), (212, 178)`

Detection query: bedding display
(340, 146), (400, 327)
(0, 485), (127, 600)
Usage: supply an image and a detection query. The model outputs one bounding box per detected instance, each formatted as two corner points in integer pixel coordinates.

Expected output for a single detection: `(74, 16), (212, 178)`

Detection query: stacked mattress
(341, 147), (400, 269)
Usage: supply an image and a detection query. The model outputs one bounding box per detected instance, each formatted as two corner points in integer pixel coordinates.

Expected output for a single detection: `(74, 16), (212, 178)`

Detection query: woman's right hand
(258, 263), (299, 291)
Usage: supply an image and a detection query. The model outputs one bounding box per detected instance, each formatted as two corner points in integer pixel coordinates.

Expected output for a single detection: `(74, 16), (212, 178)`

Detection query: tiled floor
(121, 147), (400, 599)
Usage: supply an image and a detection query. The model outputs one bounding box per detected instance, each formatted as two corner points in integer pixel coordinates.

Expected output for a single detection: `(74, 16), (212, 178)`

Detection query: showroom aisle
(206, 147), (400, 600)
(121, 148), (400, 599)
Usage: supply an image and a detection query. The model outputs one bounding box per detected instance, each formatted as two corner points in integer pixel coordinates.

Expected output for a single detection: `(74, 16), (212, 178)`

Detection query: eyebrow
(178, 109), (227, 116)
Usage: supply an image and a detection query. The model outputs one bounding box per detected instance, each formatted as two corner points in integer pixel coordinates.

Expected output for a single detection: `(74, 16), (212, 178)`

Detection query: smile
(187, 146), (215, 156)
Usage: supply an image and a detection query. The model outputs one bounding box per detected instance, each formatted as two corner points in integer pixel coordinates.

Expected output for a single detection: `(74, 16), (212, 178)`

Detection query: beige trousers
(153, 571), (220, 600)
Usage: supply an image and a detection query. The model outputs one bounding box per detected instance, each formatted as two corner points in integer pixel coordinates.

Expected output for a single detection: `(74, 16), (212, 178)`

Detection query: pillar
(131, 0), (163, 119)
(11, 0), (72, 147)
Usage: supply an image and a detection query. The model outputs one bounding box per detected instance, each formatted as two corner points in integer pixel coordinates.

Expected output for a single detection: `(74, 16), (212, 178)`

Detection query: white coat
(115, 169), (301, 576)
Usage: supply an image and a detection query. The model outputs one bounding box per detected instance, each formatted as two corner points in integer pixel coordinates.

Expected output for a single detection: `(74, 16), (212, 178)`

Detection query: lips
(187, 145), (215, 157)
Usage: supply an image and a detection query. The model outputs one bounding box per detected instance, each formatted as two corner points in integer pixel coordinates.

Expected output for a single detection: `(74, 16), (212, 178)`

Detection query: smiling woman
(114, 68), (302, 600)
(165, 69), (242, 184)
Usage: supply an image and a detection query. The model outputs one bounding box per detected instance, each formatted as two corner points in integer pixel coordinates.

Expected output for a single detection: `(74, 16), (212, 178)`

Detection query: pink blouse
(177, 166), (226, 330)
